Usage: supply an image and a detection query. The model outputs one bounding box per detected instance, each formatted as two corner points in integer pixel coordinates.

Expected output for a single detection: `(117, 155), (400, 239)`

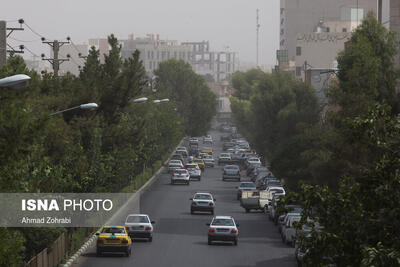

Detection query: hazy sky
(1, 0), (279, 67)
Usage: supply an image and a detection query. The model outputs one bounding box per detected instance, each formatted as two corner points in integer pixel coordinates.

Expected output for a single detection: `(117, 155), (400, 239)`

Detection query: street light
(0, 74), (31, 89)
(133, 97), (148, 103)
(160, 98), (169, 103)
(50, 102), (98, 116)
(152, 100), (161, 104)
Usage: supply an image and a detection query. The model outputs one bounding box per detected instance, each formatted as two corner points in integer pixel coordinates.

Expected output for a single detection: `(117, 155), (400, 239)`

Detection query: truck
(240, 190), (271, 213)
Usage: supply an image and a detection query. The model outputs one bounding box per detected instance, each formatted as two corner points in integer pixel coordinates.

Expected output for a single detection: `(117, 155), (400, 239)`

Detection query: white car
(190, 192), (215, 214)
(207, 216), (239, 245)
(171, 168), (190, 185)
(202, 154), (215, 167)
(203, 135), (213, 145)
(125, 214), (155, 242)
(185, 163), (202, 180)
(168, 160), (184, 173)
(282, 214), (301, 246)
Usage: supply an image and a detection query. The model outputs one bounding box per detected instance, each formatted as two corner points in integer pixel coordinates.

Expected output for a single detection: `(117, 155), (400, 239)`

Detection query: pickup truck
(240, 190), (270, 213)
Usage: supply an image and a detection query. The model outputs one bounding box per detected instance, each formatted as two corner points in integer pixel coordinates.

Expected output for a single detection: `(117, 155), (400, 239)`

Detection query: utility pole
(42, 38), (70, 77)
(256, 9), (260, 67)
(304, 60), (307, 83)
(0, 19), (25, 67)
(0, 21), (6, 67)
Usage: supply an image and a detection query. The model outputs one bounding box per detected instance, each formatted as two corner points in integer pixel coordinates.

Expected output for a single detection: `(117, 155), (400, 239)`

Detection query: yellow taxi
(200, 147), (213, 155)
(96, 226), (132, 257)
(193, 158), (205, 170)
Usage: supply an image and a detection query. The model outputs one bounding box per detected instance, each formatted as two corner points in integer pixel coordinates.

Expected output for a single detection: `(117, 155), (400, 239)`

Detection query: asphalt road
(74, 128), (296, 267)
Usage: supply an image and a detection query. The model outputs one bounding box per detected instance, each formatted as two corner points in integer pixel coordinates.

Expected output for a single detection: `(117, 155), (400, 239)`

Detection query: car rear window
(175, 170), (187, 174)
(186, 164), (197, 169)
(194, 194), (212, 200)
(212, 219), (234, 226)
(225, 165), (239, 170)
(240, 182), (255, 188)
(102, 227), (125, 234)
(126, 215), (149, 223)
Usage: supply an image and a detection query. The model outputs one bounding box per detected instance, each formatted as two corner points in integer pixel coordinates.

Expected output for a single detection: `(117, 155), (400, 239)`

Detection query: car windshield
(126, 215), (149, 223)
(186, 164), (197, 169)
(194, 194), (212, 200)
(225, 165), (239, 170)
(212, 218), (234, 226)
(102, 227), (125, 234)
(170, 160), (181, 164)
(240, 182), (255, 188)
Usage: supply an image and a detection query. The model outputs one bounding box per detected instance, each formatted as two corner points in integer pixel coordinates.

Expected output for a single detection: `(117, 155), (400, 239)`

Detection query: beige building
(278, 0), (377, 69)
(88, 38), (109, 64)
(57, 43), (88, 76)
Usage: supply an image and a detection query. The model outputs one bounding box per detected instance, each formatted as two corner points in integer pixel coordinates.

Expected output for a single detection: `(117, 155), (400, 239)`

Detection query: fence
(25, 232), (68, 267)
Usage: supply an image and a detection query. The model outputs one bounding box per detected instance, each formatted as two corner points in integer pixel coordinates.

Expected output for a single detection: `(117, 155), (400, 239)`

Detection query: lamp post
(0, 74), (31, 89)
(133, 97), (148, 103)
(50, 102), (98, 116)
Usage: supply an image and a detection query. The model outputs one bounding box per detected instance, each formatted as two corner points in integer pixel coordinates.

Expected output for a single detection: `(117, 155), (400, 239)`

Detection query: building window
(296, 66), (302, 76)
(280, 8), (284, 14)
(342, 28), (347, 32)
(281, 18), (284, 25)
(281, 29), (284, 35)
(326, 27), (330, 32)
(296, 46), (301, 56)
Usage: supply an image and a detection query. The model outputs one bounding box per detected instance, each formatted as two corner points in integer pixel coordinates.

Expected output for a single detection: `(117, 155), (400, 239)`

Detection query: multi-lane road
(74, 129), (296, 267)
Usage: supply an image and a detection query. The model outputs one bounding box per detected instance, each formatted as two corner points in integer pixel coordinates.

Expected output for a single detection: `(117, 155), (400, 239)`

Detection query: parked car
(279, 212), (301, 234)
(124, 214), (155, 242)
(282, 214), (301, 246)
(222, 165), (241, 181)
(202, 154), (215, 167)
(171, 169), (190, 185)
(274, 204), (303, 225)
(218, 153), (232, 165)
(168, 159), (184, 173)
(96, 226), (132, 257)
(236, 181), (257, 200)
(190, 192), (215, 214)
(185, 163), (201, 180)
(207, 216), (239, 245)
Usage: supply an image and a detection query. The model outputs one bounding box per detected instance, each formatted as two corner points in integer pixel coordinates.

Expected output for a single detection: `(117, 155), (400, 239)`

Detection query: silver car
(202, 154), (215, 167)
(207, 216), (239, 245)
(185, 163), (202, 180)
(124, 214), (155, 242)
(190, 192), (215, 214)
(168, 160), (183, 173)
(171, 169), (190, 185)
(222, 165), (241, 181)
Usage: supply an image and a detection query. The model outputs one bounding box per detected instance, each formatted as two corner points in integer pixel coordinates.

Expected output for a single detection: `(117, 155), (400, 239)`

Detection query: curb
(63, 138), (185, 267)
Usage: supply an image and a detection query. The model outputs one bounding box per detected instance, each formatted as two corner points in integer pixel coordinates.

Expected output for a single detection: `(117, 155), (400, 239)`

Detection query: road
(74, 128), (296, 267)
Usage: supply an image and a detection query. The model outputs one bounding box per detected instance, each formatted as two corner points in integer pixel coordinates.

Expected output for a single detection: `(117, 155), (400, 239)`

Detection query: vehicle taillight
(145, 226), (152, 231)
(192, 202), (197, 206)
(122, 239), (128, 244)
(231, 229), (237, 233)
(209, 228), (215, 233)
(97, 239), (104, 244)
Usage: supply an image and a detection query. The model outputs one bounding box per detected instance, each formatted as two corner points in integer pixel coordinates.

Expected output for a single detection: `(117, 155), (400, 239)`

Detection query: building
(120, 34), (192, 75)
(25, 58), (51, 73)
(182, 41), (236, 82)
(278, 0), (377, 70)
(88, 38), (109, 64)
(56, 43), (88, 76)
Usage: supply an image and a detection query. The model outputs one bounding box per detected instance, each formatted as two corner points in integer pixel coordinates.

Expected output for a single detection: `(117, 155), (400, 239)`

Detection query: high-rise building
(279, 0), (377, 69)
(88, 38), (109, 64)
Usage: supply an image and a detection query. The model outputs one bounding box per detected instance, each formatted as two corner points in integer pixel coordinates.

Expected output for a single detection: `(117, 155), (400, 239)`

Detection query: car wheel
(208, 238), (212, 245)
(126, 246), (131, 257)
(234, 238), (238, 246)
(186, 181), (190, 185)
(149, 236), (153, 242)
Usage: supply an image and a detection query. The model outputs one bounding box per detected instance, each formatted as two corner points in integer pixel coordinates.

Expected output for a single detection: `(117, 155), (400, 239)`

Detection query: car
(185, 163), (202, 180)
(266, 186), (286, 196)
(175, 149), (188, 158)
(222, 142), (235, 151)
(190, 192), (216, 214)
(125, 214), (155, 242)
(279, 212), (301, 233)
(282, 214), (301, 246)
(218, 153), (232, 165)
(171, 154), (185, 164)
(168, 159), (184, 173)
(274, 204), (303, 225)
(236, 181), (257, 200)
(203, 135), (213, 145)
(96, 226), (132, 257)
(193, 158), (205, 170)
(246, 162), (262, 176)
(171, 168), (190, 185)
(189, 137), (199, 146)
(189, 145), (200, 156)
(202, 154), (215, 167)
(245, 157), (261, 169)
(220, 134), (231, 141)
(222, 165), (241, 181)
(207, 216), (239, 245)
(200, 147), (213, 155)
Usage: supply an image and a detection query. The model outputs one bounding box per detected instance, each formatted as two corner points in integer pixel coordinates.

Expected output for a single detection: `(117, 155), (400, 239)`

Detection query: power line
(24, 46), (40, 58)
(8, 36), (41, 43)
(23, 21), (49, 40)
